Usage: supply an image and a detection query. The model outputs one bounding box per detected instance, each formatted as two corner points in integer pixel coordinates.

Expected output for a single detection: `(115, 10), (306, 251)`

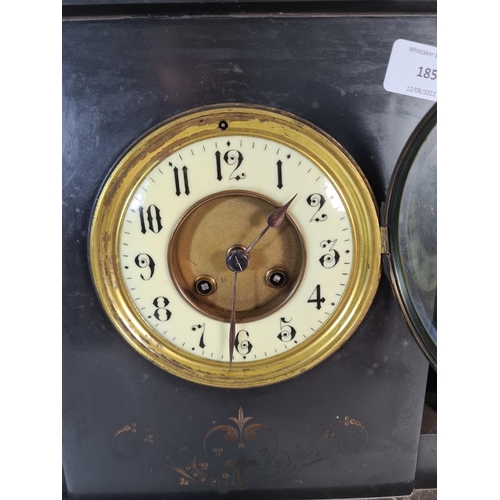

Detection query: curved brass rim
(89, 103), (381, 388)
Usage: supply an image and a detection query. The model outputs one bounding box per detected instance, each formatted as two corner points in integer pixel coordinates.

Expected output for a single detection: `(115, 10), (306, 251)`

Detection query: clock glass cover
(384, 105), (437, 369)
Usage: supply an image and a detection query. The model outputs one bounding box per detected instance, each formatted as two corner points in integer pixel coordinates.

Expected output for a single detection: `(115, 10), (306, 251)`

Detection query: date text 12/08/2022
(406, 86), (436, 98)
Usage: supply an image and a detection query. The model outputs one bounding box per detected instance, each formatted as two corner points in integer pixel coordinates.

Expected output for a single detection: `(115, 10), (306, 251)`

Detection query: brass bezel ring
(89, 103), (381, 388)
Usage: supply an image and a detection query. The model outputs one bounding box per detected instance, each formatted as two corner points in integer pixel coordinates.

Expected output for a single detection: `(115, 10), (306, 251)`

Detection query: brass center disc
(168, 190), (306, 322)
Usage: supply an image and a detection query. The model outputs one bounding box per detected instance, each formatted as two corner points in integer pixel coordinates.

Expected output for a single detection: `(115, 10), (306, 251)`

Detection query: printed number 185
(417, 67), (437, 80)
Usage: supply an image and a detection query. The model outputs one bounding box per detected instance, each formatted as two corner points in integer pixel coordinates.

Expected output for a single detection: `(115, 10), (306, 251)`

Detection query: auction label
(383, 39), (437, 102)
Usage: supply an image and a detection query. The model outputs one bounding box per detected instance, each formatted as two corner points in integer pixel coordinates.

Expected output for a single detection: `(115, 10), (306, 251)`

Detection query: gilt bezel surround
(89, 104), (381, 388)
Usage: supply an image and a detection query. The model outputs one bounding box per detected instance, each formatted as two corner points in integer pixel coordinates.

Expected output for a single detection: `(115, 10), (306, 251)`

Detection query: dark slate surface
(63, 14), (436, 499)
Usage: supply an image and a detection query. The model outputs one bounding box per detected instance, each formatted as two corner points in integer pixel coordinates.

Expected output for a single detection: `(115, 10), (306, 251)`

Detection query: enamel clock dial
(89, 104), (381, 388)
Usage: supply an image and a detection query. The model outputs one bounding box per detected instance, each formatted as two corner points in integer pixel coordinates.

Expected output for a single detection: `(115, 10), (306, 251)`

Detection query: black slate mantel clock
(62, 2), (437, 498)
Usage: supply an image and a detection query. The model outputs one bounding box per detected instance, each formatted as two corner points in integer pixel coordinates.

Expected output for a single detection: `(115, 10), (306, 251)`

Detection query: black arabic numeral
(276, 160), (283, 189)
(226, 150), (245, 180)
(277, 317), (296, 342)
(307, 285), (325, 310)
(215, 151), (223, 181)
(138, 206), (146, 234)
(215, 149), (245, 181)
(134, 253), (155, 280)
(170, 163), (190, 196)
(319, 239), (340, 269)
(306, 193), (328, 222)
(192, 324), (206, 348)
(138, 205), (163, 234)
(235, 330), (253, 356)
(153, 296), (172, 321)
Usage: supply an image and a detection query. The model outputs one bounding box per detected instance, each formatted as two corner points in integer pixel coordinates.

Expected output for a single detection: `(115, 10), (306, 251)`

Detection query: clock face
(120, 135), (353, 363)
(89, 105), (381, 388)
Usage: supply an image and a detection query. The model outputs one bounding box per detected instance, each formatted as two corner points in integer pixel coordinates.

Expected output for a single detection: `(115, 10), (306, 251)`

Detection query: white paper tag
(383, 39), (437, 101)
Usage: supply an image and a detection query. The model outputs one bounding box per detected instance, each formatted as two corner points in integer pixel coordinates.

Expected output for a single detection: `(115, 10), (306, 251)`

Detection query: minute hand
(244, 194), (298, 255)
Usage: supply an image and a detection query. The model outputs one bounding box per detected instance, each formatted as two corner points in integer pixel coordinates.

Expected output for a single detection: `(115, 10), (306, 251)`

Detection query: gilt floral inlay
(111, 407), (368, 490)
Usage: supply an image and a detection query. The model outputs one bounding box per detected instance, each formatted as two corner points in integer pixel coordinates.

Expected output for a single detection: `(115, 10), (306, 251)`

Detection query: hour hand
(244, 194), (297, 255)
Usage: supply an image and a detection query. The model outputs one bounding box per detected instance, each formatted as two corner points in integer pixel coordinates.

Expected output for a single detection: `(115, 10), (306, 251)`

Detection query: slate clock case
(62, 2), (437, 498)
